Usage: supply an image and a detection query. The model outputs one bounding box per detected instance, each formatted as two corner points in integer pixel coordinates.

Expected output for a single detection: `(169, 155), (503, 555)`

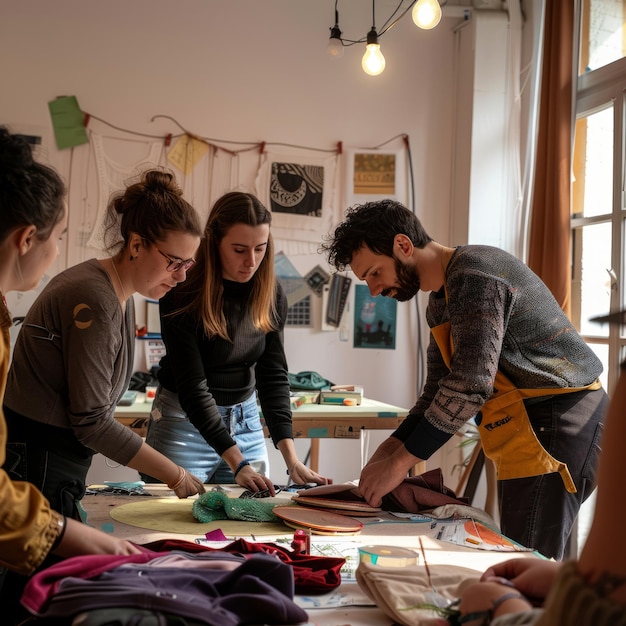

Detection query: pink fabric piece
(205, 528), (229, 541)
(22, 547), (158, 614)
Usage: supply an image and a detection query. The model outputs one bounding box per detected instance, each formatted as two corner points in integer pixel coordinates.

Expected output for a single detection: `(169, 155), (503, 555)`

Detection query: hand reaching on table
(358, 458), (406, 507)
(480, 558), (562, 605)
(359, 441), (420, 507)
(234, 463), (276, 495)
(53, 518), (143, 558)
(167, 466), (206, 498)
(287, 459), (332, 486)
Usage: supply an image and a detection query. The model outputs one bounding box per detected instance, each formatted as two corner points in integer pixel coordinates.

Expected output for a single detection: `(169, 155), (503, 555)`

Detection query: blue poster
(353, 285), (396, 349)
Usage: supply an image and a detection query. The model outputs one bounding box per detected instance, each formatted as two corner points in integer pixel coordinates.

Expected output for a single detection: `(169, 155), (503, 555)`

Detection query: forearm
(276, 438), (332, 486)
(367, 436), (404, 464)
(220, 444), (246, 474)
(53, 517), (141, 557)
(275, 437), (300, 475)
(126, 441), (182, 485)
(390, 443), (424, 473)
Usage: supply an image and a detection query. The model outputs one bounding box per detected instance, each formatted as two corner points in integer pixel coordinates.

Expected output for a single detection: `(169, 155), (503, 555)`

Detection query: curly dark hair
(320, 199), (432, 271)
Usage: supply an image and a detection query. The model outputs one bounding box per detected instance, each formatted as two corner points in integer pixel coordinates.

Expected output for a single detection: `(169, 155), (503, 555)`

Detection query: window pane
(580, 0), (626, 75)
(579, 222), (612, 337)
(573, 105), (613, 218)
(587, 342), (609, 389)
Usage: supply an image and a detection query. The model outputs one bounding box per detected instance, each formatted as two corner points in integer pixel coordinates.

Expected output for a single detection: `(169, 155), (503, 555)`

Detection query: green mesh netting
(192, 491), (294, 523)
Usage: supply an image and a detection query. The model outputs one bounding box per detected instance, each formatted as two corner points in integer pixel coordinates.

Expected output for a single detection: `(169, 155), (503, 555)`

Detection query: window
(579, 0), (626, 75)
(573, 0), (626, 394)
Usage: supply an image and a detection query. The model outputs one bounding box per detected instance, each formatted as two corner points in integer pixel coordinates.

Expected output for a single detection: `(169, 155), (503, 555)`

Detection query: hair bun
(0, 127), (34, 171)
(143, 169), (182, 197)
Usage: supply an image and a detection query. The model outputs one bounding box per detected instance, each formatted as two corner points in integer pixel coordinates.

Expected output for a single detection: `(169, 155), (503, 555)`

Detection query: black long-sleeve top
(157, 279), (293, 455)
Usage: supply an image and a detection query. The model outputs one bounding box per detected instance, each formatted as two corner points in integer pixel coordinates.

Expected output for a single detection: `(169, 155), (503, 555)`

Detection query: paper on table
(437, 519), (533, 552)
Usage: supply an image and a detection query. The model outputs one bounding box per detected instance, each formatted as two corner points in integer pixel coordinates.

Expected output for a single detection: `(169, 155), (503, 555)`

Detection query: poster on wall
(353, 152), (397, 195)
(274, 251), (312, 327)
(353, 285), (396, 350)
(344, 146), (407, 208)
(255, 149), (339, 254)
(269, 161), (324, 217)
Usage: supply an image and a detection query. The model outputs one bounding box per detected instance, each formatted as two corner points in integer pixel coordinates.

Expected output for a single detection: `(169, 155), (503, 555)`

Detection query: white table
(114, 395), (416, 474)
(82, 484), (539, 626)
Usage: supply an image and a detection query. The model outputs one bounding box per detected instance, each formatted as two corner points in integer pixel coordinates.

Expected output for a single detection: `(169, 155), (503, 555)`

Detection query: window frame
(573, 56), (626, 394)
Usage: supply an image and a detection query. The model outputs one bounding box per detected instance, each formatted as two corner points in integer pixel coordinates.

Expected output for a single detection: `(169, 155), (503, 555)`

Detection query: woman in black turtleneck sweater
(143, 191), (330, 494)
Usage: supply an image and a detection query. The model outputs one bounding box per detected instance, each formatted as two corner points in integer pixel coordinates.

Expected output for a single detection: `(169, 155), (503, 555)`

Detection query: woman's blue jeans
(143, 386), (269, 483)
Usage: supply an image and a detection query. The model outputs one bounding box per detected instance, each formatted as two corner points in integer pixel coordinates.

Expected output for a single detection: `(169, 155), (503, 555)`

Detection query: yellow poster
(353, 153), (396, 195)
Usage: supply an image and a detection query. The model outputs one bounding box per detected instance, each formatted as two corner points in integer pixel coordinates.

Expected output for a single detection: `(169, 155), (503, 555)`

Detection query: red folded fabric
(143, 537), (345, 595)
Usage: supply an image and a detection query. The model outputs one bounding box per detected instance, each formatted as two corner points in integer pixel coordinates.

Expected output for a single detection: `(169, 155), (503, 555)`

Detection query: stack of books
(290, 391), (320, 410)
(319, 385), (364, 406)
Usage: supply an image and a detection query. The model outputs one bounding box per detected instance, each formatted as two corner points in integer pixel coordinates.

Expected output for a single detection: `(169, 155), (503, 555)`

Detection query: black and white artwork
(255, 149), (339, 254)
(269, 162), (324, 217)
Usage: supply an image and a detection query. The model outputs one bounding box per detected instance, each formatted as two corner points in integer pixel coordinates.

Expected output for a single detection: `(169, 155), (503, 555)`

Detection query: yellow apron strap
(430, 320), (600, 493)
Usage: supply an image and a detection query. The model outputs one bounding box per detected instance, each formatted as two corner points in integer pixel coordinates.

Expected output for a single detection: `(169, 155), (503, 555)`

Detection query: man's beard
(383, 256), (420, 301)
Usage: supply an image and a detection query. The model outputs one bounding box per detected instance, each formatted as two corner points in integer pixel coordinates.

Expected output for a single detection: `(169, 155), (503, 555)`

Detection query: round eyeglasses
(155, 247), (196, 272)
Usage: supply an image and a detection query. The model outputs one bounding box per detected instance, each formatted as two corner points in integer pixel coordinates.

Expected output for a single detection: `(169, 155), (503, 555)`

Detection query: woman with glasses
(3, 168), (207, 526)
(142, 191), (330, 493)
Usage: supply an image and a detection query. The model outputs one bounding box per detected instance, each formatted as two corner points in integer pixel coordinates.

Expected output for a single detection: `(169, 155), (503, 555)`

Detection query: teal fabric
(192, 491), (290, 523)
(287, 371), (333, 390)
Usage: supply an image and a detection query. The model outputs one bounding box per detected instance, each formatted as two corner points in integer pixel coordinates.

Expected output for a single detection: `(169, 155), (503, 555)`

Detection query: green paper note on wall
(48, 95), (88, 149)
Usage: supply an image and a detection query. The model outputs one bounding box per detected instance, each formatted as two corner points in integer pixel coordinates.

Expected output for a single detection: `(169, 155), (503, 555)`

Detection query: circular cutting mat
(292, 495), (382, 515)
(273, 505), (363, 534)
(109, 498), (290, 536)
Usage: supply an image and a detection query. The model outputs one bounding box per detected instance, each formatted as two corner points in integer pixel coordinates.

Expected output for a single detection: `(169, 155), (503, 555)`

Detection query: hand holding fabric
(358, 457), (407, 507)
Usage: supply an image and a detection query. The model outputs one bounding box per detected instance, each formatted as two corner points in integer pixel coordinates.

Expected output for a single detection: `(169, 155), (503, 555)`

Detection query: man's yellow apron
(431, 321), (601, 494)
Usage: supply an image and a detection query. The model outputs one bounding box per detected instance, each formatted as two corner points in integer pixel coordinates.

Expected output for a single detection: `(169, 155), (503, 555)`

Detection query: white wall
(0, 1), (536, 487)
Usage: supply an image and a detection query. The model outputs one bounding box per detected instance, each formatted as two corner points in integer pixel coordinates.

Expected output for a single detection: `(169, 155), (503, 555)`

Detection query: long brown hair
(183, 191), (278, 341)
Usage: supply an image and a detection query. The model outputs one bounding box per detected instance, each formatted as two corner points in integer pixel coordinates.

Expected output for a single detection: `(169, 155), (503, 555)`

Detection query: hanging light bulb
(412, 0), (442, 30)
(362, 28), (385, 76)
(327, 25), (344, 58)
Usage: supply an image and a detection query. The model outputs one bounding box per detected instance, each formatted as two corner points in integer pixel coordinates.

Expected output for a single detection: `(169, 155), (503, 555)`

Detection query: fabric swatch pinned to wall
(85, 132), (167, 251)
(48, 95), (89, 150)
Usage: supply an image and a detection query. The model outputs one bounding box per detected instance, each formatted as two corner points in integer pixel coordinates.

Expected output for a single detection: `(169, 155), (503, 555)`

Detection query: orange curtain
(527, 1), (575, 318)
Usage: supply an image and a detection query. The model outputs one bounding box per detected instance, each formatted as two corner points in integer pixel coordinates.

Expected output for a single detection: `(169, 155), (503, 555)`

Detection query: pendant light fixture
(412, 0), (443, 29)
(362, 27), (385, 76)
(327, 4), (344, 58)
(327, 25), (344, 58)
(326, 0), (447, 76)
(361, 0), (385, 76)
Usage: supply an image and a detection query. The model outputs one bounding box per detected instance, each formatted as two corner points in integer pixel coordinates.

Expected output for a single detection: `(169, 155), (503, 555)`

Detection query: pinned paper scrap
(275, 251), (310, 306)
(167, 134), (210, 174)
(304, 265), (330, 297)
(47, 96), (89, 150)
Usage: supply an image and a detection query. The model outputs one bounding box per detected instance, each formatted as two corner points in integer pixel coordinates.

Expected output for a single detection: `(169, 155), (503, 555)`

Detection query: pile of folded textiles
(20, 537), (345, 625)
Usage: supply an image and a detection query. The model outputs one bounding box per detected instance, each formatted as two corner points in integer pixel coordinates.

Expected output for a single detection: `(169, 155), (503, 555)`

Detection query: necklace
(110, 258), (127, 304)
